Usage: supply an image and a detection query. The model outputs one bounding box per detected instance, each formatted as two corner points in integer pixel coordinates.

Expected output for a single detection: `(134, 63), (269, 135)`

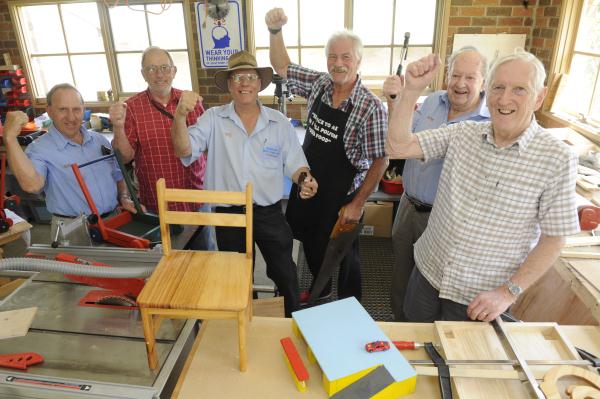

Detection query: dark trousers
(404, 267), (470, 322)
(390, 195), (431, 321)
(302, 217), (362, 301)
(215, 203), (300, 317)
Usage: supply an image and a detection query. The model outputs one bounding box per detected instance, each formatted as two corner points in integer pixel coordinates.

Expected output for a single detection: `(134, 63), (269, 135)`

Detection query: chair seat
(138, 250), (252, 311)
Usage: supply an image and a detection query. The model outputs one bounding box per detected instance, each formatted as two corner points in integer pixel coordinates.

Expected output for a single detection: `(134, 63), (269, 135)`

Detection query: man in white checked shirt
(383, 50), (579, 322)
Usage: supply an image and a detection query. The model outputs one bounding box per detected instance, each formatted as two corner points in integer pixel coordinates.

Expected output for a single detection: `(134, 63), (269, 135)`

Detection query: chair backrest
(156, 178), (253, 257)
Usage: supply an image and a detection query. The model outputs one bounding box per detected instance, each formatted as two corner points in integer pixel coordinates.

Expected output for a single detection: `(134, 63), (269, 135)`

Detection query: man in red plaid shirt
(110, 47), (215, 249)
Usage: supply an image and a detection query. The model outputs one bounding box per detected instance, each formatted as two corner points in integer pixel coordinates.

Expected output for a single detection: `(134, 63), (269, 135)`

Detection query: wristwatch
(505, 280), (523, 297)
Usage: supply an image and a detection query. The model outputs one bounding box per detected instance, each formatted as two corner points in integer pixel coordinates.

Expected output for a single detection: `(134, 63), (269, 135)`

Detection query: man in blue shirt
(4, 83), (137, 246)
(390, 47), (490, 321)
(171, 51), (318, 317)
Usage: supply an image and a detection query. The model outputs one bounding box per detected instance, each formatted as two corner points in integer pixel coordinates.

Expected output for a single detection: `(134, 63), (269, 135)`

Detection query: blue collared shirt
(402, 91), (490, 205)
(25, 125), (123, 216)
(182, 102), (309, 206)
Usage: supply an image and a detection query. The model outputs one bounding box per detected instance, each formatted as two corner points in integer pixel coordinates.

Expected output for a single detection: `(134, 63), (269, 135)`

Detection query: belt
(405, 195), (432, 213)
(52, 210), (114, 219)
(215, 201), (281, 213)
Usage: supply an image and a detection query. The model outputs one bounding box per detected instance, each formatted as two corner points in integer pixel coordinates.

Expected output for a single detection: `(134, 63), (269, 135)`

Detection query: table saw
(0, 245), (197, 399)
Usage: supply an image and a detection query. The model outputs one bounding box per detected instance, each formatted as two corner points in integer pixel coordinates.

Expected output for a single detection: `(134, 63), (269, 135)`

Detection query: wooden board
(504, 322), (581, 382)
(0, 307), (37, 340)
(0, 278), (26, 299)
(565, 236), (600, 248)
(560, 259), (600, 323)
(435, 321), (529, 398)
(513, 265), (597, 325)
(0, 221), (32, 247)
(569, 260), (600, 293)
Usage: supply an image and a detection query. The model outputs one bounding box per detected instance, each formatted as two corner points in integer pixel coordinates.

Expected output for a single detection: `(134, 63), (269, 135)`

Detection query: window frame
(246, 0), (449, 100)
(8, 0), (199, 106)
(543, 0), (600, 136)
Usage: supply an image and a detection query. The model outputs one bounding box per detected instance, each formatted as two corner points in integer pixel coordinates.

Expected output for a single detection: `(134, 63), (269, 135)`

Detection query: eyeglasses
(144, 64), (174, 74)
(231, 73), (260, 84)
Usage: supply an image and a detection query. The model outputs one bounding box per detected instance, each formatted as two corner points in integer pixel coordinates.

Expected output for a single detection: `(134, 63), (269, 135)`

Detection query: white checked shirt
(414, 119), (579, 305)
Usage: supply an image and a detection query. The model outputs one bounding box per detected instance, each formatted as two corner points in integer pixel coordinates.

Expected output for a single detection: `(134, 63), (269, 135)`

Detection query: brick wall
(447, 0), (561, 72)
(0, 1), (563, 112)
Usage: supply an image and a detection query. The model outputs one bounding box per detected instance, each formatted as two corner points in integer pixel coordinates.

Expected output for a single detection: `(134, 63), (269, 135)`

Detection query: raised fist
(3, 111), (29, 140)
(176, 91), (202, 118)
(404, 54), (441, 93)
(265, 8), (288, 30)
(109, 102), (127, 129)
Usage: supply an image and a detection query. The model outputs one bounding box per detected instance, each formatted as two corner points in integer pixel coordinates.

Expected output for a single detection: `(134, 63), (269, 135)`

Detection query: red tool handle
(280, 337), (309, 382)
(393, 341), (416, 350)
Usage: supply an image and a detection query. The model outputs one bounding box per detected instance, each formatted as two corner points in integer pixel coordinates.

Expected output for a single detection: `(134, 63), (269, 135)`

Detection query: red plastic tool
(393, 341), (425, 350)
(71, 162), (150, 249)
(57, 253), (145, 298)
(0, 352), (44, 370)
(280, 337), (309, 392)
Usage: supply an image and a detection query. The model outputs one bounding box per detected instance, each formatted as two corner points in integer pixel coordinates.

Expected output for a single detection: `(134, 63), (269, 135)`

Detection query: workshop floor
(3, 223), (395, 321)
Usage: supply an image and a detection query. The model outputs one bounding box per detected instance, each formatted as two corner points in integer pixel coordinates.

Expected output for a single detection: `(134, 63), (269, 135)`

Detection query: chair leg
(140, 308), (158, 369)
(237, 310), (247, 372)
(248, 285), (253, 321)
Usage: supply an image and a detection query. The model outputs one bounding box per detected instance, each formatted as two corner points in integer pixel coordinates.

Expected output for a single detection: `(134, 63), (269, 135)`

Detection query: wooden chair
(137, 178), (253, 371)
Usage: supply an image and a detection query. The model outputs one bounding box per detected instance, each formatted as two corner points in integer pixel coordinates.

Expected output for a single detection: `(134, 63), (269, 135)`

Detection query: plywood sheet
(569, 260), (600, 293)
(0, 307), (37, 340)
(434, 321), (529, 399)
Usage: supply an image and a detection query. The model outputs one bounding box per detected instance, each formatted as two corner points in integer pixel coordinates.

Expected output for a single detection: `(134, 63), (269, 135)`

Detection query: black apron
(286, 89), (358, 241)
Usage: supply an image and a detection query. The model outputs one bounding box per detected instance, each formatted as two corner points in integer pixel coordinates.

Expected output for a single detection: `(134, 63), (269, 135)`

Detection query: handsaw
(308, 205), (363, 305)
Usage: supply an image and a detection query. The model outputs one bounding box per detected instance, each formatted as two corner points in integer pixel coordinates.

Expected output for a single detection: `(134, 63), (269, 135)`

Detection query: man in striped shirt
(384, 51), (579, 322)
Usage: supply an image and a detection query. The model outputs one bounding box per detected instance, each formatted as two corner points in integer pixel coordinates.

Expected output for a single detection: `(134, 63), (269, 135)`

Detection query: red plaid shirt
(124, 88), (205, 212)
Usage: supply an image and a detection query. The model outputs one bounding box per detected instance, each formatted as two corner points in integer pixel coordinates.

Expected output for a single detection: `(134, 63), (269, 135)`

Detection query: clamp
(424, 342), (453, 399)
(576, 347), (600, 373)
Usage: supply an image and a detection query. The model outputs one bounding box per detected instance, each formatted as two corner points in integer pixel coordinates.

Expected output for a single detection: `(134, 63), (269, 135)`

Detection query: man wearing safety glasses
(171, 50), (318, 317)
(109, 47), (215, 250)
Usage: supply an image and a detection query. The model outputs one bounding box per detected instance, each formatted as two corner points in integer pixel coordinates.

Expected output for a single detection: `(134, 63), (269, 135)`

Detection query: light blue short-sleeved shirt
(402, 91), (490, 205)
(182, 102), (309, 206)
(25, 126), (123, 216)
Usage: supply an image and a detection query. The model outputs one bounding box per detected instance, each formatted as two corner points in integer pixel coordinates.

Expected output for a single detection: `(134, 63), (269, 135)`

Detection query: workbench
(171, 317), (600, 399)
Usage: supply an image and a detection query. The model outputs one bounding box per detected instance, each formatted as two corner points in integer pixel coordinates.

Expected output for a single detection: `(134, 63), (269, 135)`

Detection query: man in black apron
(266, 8), (388, 302)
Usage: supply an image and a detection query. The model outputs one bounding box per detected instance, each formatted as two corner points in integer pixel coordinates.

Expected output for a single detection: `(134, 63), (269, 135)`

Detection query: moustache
(331, 66), (349, 73)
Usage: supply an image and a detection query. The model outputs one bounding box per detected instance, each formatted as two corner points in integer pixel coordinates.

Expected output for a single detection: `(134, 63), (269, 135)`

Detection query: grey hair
(141, 46), (174, 67)
(46, 83), (83, 105)
(447, 46), (487, 80)
(325, 30), (363, 61)
(486, 49), (546, 95)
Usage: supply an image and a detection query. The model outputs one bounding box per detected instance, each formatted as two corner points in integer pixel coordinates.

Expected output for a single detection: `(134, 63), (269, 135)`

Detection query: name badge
(263, 145), (281, 158)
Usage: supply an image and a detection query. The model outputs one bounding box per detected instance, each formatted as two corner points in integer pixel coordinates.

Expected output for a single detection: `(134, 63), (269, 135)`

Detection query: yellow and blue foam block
(292, 297), (416, 398)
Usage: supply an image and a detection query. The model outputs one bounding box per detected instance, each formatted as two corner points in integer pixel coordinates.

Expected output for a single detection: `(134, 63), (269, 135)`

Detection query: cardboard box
(360, 201), (393, 238)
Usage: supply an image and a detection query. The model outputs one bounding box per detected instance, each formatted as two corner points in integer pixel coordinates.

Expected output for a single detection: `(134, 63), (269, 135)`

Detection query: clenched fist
(109, 102), (127, 130)
(383, 75), (405, 102)
(176, 91), (202, 118)
(265, 8), (288, 30)
(3, 111), (29, 140)
(404, 54), (441, 93)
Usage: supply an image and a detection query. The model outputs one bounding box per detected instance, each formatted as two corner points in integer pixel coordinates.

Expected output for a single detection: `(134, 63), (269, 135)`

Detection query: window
(9, 1), (195, 104)
(251, 0), (442, 96)
(550, 0), (600, 130)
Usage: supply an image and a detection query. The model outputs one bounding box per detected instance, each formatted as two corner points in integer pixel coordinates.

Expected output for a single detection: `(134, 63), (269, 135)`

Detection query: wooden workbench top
(171, 317), (600, 399)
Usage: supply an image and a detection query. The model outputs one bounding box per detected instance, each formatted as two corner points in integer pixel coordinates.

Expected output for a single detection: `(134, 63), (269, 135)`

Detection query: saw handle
(330, 206), (359, 238)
